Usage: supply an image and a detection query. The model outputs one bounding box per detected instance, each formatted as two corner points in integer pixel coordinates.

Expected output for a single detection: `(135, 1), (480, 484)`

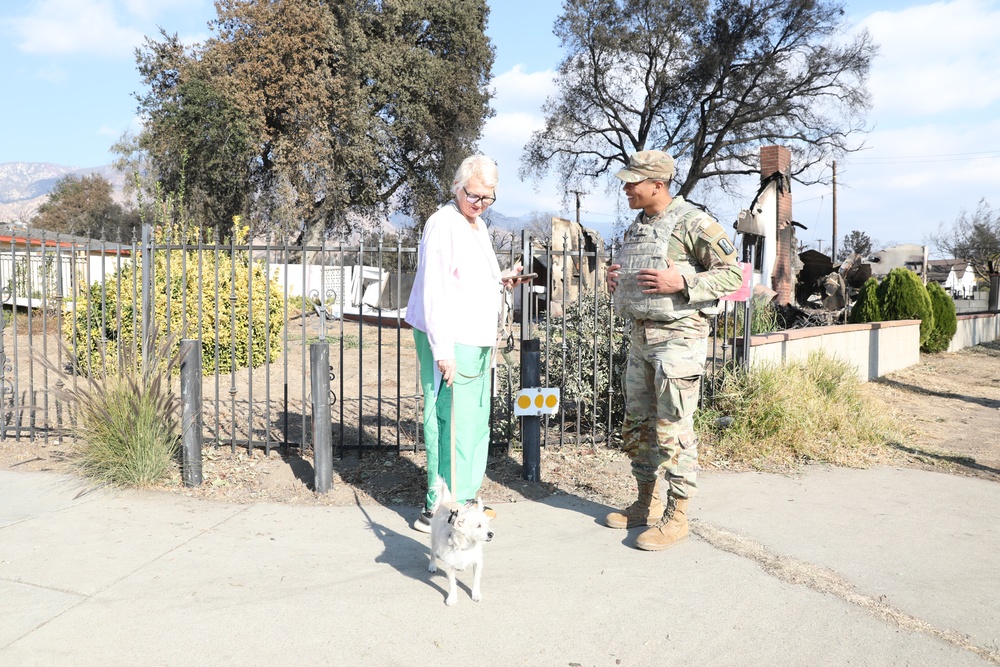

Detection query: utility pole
(831, 161), (838, 261)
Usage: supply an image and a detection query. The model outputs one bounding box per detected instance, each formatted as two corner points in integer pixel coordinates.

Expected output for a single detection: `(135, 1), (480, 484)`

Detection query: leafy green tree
(33, 174), (140, 239)
(521, 0), (877, 201)
(116, 32), (259, 237)
(929, 199), (1000, 280)
(837, 230), (877, 262)
(876, 268), (934, 347)
(118, 0), (494, 239)
(848, 277), (881, 324)
(923, 282), (957, 354)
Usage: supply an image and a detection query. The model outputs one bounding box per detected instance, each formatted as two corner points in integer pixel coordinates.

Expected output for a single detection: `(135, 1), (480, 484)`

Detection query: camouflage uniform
(617, 197), (742, 499)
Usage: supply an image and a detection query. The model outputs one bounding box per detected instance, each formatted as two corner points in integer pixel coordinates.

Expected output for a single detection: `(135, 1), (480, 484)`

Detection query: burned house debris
(732, 146), (946, 327)
(514, 216), (606, 319)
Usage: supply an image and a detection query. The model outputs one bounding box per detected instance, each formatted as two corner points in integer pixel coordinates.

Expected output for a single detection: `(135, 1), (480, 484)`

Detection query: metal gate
(0, 224), (751, 454)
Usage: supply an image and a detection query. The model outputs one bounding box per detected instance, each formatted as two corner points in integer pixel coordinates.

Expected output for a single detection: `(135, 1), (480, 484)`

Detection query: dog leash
(450, 379), (457, 502)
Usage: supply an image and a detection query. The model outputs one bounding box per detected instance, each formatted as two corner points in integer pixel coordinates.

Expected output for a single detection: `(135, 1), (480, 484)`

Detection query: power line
(852, 148), (1000, 160)
(850, 149), (1000, 165)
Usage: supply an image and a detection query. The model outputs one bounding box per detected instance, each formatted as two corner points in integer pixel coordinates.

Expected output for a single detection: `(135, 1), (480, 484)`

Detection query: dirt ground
(1, 341), (998, 511)
(866, 341), (1000, 476)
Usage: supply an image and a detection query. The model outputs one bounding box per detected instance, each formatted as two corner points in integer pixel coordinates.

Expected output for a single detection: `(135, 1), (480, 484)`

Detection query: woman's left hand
(501, 265), (528, 290)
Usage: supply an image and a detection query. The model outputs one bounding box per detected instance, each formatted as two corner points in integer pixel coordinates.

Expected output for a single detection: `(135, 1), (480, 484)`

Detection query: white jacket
(404, 202), (502, 360)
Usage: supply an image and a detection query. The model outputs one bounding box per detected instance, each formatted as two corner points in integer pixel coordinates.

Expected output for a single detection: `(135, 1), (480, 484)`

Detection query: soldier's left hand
(637, 261), (686, 294)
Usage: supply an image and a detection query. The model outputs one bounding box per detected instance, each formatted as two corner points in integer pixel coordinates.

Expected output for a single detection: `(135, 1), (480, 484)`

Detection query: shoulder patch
(717, 237), (735, 256)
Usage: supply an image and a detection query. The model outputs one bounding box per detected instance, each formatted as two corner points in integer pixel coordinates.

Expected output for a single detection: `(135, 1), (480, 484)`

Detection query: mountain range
(0, 162), (126, 222)
(0, 161), (615, 241)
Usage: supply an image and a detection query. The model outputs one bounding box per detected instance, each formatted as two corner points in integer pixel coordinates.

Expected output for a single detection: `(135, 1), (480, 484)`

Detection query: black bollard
(310, 342), (333, 493)
(520, 338), (541, 481)
(180, 339), (203, 487)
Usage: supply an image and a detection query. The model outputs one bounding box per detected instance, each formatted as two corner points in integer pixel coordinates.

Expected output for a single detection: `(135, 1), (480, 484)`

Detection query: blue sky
(2, 0), (999, 255)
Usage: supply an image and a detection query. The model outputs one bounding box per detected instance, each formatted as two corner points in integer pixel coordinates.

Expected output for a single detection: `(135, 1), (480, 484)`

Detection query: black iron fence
(0, 225), (750, 454)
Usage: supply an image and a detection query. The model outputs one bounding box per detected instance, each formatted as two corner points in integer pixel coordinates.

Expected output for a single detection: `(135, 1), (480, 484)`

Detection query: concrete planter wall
(948, 312), (1000, 353)
(747, 312), (1000, 382)
(747, 320), (922, 381)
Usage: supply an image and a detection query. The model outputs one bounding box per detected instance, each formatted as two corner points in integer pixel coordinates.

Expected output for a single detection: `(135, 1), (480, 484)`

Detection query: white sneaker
(412, 509), (432, 533)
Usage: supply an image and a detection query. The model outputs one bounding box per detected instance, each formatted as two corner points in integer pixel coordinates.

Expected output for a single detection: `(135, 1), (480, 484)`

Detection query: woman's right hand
(437, 358), (456, 387)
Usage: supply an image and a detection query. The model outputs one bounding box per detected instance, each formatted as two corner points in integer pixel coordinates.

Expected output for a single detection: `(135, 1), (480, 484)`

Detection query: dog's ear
(476, 497), (484, 512)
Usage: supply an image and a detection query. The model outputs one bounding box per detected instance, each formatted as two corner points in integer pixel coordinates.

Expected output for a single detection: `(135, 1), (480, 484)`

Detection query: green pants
(413, 329), (492, 509)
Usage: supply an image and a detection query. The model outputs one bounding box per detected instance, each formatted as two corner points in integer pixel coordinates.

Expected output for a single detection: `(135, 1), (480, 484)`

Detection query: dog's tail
(430, 475), (454, 513)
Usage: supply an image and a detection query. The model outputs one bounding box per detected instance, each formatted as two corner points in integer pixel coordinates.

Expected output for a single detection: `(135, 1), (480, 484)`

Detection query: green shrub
(716, 295), (781, 338)
(64, 223), (285, 375)
(876, 268), (934, 346)
(543, 291), (630, 430)
(923, 281), (958, 353)
(698, 350), (900, 468)
(493, 291), (629, 443)
(849, 277), (882, 323)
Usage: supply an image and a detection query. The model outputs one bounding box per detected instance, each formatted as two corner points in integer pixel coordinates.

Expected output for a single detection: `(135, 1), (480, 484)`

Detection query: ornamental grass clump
(43, 334), (181, 488)
(698, 351), (901, 469)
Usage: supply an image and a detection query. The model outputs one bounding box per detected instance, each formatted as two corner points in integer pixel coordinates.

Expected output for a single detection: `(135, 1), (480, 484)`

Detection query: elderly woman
(405, 155), (523, 533)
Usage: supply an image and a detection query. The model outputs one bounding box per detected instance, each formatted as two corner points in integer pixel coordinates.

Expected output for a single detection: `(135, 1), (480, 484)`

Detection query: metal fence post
(989, 274), (1000, 312)
(311, 342), (333, 493)
(140, 223), (154, 373)
(520, 338), (541, 481)
(180, 339), (203, 487)
(740, 243), (756, 365)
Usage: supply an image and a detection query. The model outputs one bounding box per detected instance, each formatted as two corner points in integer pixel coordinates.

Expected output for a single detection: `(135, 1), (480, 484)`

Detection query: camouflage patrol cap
(615, 150), (675, 183)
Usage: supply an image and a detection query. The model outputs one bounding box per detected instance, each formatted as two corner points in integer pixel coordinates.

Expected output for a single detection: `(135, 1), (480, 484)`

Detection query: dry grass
(699, 351), (903, 470)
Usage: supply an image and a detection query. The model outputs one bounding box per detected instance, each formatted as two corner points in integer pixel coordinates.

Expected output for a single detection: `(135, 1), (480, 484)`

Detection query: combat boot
(635, 495), (689, 551)
(605, 479), (665, 529)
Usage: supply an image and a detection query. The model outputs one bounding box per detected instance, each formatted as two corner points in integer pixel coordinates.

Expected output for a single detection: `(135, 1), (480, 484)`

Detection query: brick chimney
(761, 146), (794, 306)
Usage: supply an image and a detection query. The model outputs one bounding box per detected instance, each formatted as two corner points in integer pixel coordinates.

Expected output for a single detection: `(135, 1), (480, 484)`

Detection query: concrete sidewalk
(1, 466), (998, 666)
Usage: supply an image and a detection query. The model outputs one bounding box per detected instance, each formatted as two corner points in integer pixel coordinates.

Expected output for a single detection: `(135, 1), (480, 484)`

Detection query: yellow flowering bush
(64, 221), (285, 376)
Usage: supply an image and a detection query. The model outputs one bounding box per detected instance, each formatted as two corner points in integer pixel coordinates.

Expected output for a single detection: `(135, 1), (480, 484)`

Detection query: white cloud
(480, 66), (555, 213)
(489, 65), (555, 114)
(779, 0), (1000, 249)
(11, 0), (144, 57)
(34, 65), (67, 84)
(121, 0), (205, 22)
(480, 65), (629, 225)
(862, 0), (1000, 117)
(7, 0), (211, 57)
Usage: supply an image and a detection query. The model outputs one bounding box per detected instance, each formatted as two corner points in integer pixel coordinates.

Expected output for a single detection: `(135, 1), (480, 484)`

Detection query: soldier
(605, 150), (742, 551)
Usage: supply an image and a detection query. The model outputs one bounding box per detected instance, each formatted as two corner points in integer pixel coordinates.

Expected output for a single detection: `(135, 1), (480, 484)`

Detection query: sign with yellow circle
(512, 387), (560, 416)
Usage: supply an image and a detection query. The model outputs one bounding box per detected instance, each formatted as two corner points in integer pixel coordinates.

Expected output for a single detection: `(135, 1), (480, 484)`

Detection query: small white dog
(428, 478), (494, 606)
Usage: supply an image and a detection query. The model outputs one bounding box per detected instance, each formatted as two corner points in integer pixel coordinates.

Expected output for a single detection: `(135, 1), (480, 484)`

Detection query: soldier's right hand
(607, 263), (621, 293)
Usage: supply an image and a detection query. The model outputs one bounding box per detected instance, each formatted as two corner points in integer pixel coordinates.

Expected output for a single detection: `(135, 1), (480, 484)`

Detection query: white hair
(451, 155), (498, 196)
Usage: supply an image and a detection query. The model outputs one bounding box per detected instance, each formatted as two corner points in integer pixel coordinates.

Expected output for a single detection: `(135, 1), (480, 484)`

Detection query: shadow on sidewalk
(875, 378), (1000, 410)
(887, 442), (1000, 479)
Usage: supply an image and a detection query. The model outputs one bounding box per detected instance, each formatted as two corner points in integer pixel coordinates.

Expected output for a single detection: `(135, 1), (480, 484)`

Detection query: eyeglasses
(463, 187), (496, 206)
